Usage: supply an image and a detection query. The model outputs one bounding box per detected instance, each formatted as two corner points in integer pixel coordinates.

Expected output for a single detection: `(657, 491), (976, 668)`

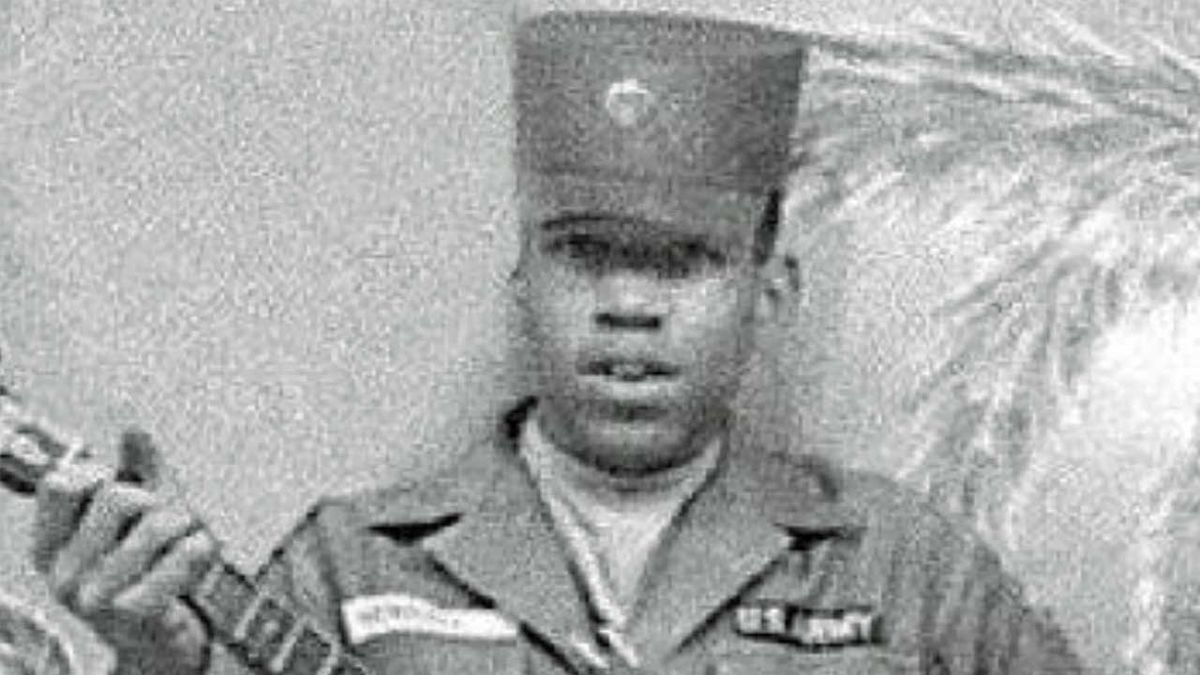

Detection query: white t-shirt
(518, 415), (722, 637)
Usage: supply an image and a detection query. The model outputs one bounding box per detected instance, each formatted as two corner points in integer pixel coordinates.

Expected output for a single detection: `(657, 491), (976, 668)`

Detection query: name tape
(342, 594), (519, 645)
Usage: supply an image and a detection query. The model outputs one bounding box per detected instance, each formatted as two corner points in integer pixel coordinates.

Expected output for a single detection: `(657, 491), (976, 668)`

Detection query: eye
(542, 233), (614, 272)
(655, 241), (728, 279)
(539, 231), (732, 279)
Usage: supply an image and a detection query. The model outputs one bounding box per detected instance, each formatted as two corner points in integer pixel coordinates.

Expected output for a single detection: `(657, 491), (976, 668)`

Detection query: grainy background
(2, 1), (1198, 673)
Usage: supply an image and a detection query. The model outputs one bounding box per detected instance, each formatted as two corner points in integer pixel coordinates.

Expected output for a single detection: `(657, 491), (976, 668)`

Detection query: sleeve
(204, 505), (346, 675)
(926, 522), (1084, 675)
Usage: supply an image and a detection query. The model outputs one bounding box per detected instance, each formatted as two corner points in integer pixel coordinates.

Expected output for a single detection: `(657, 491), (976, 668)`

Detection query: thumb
(115, 428), (163, 490)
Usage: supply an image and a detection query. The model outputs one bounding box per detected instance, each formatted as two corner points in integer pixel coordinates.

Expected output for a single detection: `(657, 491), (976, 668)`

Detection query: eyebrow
(537, 212), (677, 233)
(534, 213), (744, 254)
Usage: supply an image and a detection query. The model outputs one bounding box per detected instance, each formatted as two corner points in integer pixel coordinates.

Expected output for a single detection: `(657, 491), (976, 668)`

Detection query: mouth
(583, 358), (678, 383)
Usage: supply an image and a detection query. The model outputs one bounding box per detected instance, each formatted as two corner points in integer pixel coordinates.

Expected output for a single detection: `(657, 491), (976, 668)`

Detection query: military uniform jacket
(205, 404), (1082, 675)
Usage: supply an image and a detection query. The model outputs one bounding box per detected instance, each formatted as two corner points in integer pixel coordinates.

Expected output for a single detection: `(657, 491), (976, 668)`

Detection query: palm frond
(793, 19), (1200, 673)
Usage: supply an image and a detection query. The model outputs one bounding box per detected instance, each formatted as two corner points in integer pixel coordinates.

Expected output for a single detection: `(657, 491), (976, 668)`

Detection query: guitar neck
(190, 558), (369, 675)
(0, 392), (371, 675)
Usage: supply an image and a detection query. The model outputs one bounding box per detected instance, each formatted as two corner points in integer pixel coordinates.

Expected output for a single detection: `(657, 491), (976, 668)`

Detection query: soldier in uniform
(28, 11), (1084, 675)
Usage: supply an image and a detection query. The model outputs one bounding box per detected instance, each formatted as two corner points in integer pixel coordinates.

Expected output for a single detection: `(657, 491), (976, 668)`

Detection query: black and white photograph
(2, 0), (1199, 673)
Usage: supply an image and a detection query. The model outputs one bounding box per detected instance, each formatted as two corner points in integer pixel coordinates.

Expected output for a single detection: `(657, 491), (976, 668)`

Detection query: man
(29, 10), (1082, 675)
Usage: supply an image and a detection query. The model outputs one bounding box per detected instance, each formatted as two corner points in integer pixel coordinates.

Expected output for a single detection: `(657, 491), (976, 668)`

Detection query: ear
(756, 253), (801, 325)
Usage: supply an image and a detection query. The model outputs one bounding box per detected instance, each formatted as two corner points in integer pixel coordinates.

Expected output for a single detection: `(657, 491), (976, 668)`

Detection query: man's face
(515, 214), (766, 475)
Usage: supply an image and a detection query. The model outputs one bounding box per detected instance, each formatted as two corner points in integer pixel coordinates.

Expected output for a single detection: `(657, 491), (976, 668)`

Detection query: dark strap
(188, 558), (372, 675)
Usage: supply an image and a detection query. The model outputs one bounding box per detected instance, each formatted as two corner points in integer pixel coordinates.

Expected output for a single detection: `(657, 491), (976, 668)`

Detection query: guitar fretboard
(190, 560), (369, 675)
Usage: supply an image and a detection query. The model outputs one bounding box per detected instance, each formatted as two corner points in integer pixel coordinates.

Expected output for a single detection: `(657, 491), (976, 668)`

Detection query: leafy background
(3, 1), (1199, 673)
(794, 26), (1200, 671)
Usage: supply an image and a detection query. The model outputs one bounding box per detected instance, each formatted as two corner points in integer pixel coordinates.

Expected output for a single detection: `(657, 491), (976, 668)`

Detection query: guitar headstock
(0, 385), (76, 495)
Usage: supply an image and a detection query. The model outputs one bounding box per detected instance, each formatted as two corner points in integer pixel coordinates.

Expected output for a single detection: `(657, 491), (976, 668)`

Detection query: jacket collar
(362, 399), (865, 666)
(362, 399), (538, 528)
(620, 419), (866, 664)
(366, 399), (607, 671)
(363, 398), (862, 533)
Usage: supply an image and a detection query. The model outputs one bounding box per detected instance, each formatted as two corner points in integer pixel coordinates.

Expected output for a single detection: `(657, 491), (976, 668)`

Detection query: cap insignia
(604, 78), (655, 128)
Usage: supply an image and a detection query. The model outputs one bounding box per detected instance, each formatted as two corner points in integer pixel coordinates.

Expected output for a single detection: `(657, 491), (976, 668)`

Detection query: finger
(31, 462), (109, 574)
(109, 530), (218, 619)
(89, 596), (210, 674)
(48, 483), (156, 607)
(74, 501), (203, 615)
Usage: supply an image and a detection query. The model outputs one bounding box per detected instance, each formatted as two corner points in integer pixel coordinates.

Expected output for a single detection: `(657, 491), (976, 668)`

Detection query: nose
(593, 273), (665, 331)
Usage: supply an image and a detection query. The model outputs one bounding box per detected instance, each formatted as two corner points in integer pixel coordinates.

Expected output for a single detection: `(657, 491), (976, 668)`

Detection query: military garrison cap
(513, 11), (807, 235)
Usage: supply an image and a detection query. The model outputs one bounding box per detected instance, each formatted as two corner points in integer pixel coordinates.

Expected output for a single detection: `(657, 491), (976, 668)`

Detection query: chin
(573, 417), (703, 475)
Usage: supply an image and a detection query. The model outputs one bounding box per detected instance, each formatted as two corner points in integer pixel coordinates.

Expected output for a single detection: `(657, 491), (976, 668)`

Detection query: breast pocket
(355, 633), (527, 675)
(711, 644), (922, 675)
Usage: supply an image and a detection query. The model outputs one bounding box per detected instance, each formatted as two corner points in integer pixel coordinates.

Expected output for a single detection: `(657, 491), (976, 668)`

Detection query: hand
(30, 429), (217, 675)
(0, 595), (75, 675)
